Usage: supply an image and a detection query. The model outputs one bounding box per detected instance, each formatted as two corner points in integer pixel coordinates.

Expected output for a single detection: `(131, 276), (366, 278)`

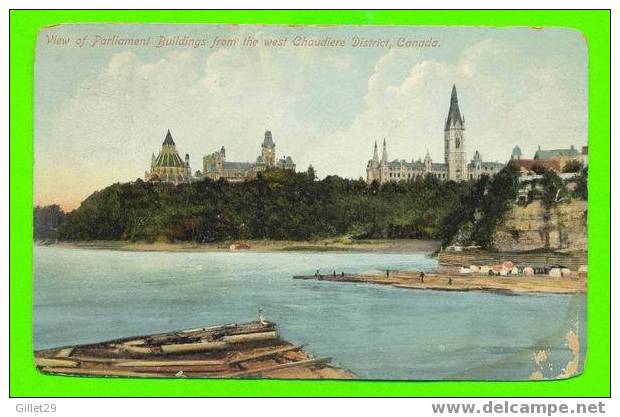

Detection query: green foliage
(562, 159), (584, 173)
(531, 164), (549, 175)
(56, 170), (472, 243)
(574, 166), (588, 200)
(438, 167), (519, 248)
(540, 170), (567, 208)
(34, 204), (67, 240)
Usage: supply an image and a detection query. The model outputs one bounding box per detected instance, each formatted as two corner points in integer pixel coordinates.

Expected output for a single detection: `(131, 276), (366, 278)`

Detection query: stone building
(145, 129), (193, 184)
(203, 130), (296, 182)
(533, 144), (588, 170)
(366, 85), (504, 184)
(509, 144), (588, 176)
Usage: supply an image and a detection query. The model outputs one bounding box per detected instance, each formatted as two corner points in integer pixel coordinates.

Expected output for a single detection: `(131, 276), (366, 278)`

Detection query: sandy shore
(42, 238), (441, 254)
(294, 270), (587, 295)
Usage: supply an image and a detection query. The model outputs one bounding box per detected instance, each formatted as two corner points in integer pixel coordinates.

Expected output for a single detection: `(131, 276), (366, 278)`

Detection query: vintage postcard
(33, 24), (587, 381)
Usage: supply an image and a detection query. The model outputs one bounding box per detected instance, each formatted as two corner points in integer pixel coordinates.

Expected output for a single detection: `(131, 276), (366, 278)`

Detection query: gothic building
(145, 129), (193, 184)
(366, 85), (504, 184)
(202, 130), (296, 182)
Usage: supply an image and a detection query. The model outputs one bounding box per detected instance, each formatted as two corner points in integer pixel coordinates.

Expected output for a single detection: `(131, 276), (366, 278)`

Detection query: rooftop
(534, 146), (580, 160)
(445, 84), (464, 130)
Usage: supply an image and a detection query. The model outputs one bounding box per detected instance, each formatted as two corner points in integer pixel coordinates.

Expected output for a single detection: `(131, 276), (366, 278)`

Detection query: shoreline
(37, 238), (442, 254)
(294, 271), (587, 295)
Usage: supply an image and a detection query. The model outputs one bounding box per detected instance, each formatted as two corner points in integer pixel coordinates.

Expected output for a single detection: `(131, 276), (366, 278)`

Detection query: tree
(34, 204), (67, 240)
(306, 165), (316, 181)
(574, 166), (588, 200)
(562, 159), (584, 173)
(54, 169), (485, 244)
(531, 164), (549, 175)
(540, 171), (567, 209)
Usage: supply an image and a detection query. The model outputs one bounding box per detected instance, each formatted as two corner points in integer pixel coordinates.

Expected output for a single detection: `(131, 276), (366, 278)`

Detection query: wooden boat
(34, 320), (355, 379)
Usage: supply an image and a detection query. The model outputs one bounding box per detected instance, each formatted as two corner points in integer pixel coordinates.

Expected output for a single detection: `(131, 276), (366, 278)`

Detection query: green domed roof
(153, 130), (186, 168)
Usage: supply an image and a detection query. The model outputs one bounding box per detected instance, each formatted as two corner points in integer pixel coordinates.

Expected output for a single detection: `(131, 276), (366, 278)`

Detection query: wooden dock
(35, 321), (355, 379)
(294, 271), (586, 295)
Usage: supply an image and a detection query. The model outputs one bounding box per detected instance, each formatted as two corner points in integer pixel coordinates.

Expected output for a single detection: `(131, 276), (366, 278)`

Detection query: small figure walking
(419, 271), (425, 283)
(257, 308), (267, 325)
(448, 277), (453, 285)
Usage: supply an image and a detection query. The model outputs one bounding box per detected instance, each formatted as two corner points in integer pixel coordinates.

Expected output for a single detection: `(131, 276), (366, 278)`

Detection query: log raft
(34, 321), (355, 379)
(293, 271), (586, 295)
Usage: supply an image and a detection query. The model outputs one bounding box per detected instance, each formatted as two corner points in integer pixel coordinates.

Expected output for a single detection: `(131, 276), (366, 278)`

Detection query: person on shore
(386, 269), (390, 277)
(419, 271), (425, 282)
(448, 277), (453, 285)
(257, 308), (267, 325)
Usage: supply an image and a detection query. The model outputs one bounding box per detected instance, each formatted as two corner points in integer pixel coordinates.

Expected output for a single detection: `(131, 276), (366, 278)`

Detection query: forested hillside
(34, 165), (586, 248)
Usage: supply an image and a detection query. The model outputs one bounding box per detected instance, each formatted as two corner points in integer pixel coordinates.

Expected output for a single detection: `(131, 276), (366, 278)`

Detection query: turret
(372, 141), (379, 165)
(424, 150), (432, 172)
(185, 153), (191, 175)
(444, 84), (467, 181)
(163, 129), (175, 147)
(445, 85), (464, 130)
(381, 139), (388, 163)
(261, 130), (276, 167)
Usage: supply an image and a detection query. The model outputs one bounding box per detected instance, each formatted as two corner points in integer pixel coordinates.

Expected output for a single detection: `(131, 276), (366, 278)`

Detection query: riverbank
(40, 238), (441, 254)
(294, 270), (586, 295)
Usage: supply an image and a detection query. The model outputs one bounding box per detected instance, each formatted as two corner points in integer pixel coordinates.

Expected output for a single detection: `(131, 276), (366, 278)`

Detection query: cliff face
(492, 200), (587, 252)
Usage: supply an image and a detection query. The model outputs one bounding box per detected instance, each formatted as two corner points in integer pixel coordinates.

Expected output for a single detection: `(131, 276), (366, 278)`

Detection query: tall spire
(381, 139), (388, 163)
(445, 84), (464, 130)
(163, 129), (175, 146)
(372, 141), (379, 163)
(263, 130), (275, 147)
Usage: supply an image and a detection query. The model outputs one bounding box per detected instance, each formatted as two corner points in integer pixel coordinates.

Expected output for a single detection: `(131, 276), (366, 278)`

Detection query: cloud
(35, 33), (586, 209)
(35, 43), (362, 208)
(308, 38), (586, 180)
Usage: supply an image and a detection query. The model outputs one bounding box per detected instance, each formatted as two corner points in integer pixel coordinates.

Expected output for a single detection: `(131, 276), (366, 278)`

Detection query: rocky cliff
(492, 199), (587, 252)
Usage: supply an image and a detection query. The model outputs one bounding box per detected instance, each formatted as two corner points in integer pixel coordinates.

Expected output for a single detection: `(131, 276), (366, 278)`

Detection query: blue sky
(35, 24), (587, 209)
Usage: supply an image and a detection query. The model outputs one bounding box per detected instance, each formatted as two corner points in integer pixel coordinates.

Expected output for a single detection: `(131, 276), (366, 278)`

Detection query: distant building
(533, 144), (588, 170)
(510, 144), (587, 203)
(145, 129), (193, 184)
(510, 144), (588, 175)
(366, 85), (504, 184)
(203, 130), (296, 182)
(510, 158), (562, 174)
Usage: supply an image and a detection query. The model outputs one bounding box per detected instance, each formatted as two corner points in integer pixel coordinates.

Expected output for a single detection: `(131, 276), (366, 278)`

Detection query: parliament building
(366, 85), (504, 184)
(145, 130), (296, 184)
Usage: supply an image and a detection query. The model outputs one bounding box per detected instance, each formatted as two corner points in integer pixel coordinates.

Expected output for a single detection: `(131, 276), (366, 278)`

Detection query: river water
(34, 246), (586, 380)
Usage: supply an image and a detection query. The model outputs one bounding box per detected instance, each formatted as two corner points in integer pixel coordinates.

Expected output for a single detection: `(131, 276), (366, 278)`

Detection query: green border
(10, 10), (610, 397)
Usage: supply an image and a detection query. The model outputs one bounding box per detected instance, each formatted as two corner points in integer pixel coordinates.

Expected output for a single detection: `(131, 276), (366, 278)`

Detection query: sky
(34, 24), (587, 210)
